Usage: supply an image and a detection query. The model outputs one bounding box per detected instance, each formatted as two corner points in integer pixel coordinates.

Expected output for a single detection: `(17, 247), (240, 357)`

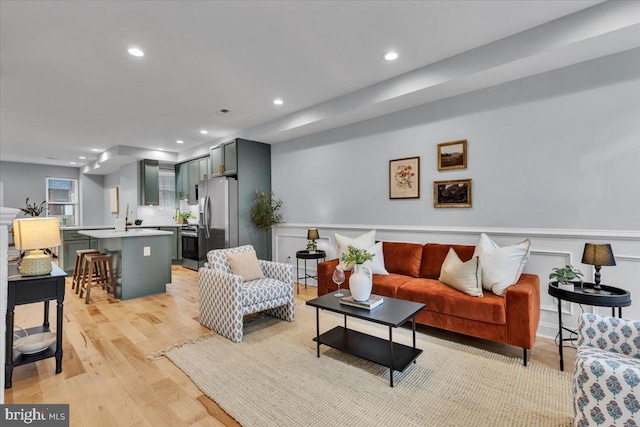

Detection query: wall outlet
(144, 246), (151, 256)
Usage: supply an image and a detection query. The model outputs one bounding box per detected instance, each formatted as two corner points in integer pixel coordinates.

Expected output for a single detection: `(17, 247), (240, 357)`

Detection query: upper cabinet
(139, 159), (159, 205)
(210, 140), (237, 177)
(175, 155), (210, 205)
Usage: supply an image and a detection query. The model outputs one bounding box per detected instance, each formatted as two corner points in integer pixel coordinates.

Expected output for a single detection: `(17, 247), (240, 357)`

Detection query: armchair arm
(578, 313), (640, 357)
(258, 260), (294, 286)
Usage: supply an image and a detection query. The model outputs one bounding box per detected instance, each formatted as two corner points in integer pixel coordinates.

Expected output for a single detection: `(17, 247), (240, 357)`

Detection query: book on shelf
(339, 294), (384, 310)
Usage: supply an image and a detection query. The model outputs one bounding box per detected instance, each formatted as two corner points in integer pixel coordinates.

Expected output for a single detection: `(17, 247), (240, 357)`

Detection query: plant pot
(557, 282), (575, 292)
(349, 264), (373, 301)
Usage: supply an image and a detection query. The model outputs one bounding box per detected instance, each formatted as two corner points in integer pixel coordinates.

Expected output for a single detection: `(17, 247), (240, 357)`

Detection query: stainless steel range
(181, 224), (203, 270)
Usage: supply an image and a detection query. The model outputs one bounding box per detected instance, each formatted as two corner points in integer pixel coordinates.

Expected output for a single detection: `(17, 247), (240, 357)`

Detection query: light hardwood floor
(5, 265), (575, 426)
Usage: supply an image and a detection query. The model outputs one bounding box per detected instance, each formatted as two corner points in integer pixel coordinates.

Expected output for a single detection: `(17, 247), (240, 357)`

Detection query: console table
(296, 250), (326, 294)
(548, 281), (631, 371)
(5, 262), (66, 388)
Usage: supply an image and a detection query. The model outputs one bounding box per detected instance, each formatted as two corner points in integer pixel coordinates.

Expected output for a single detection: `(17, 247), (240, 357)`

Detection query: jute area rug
(152, 303), (572, 427)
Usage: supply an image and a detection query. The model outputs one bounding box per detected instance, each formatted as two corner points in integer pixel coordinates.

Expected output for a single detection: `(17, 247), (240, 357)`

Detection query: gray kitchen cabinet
(175, 155), (210, 205)
(210, 140), (237, 176)
(198, 157), (209, 181)
(157, 227), (180, 262)
(61, 230), (98, 273)
(139, 159), (160, 205)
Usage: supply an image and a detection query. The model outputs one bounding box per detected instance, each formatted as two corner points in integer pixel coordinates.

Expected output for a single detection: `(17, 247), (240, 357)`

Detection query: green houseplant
(306, 240), (318, 252)
(179, 212), (194, 224)
(340, 245), (374, 266)
(549, 265), (584, 291)
(340, 245), (375, 301)
(20, 198), (46, 217)
(250, 191), (284, 260)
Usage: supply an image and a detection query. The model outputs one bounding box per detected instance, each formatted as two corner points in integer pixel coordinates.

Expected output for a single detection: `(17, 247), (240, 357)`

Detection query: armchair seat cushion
(242, 278), (292, 306)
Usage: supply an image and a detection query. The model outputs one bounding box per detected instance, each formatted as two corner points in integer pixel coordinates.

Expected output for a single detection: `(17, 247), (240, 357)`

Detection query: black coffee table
(306, 290), (424, 387)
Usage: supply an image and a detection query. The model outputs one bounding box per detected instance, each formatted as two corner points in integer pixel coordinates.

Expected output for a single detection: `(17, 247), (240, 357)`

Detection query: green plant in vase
(20, 198), (46, 217)
(340, 245), (374, 266)
(179, 212), (194, 224)
(549, 265), (584, 290)
(340, 245), (375, 301)
(250, 190), (284, 260)
(306, 240), (318, 252)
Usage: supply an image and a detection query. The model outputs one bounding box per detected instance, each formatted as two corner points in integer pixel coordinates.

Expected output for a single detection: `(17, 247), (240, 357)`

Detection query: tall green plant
(250, 191), (284, 259)
(20, 198), (46, 217)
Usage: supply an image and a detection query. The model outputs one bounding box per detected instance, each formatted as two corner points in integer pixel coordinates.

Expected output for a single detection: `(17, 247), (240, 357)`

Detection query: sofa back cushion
(381, 242), (423, 278)
(420, 243), (475, 279)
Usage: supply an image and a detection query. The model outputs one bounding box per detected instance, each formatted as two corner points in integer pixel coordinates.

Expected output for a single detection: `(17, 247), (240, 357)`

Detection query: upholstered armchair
(574, 313), (640, 426)
(198, 245), (295, 342)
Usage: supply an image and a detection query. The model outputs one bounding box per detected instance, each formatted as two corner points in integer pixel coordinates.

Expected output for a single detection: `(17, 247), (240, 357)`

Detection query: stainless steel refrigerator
(196, 176), (239, 267)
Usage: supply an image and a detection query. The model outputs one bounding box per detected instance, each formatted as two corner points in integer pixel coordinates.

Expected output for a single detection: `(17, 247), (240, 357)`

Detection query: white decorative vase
(349, 264), (372, 301)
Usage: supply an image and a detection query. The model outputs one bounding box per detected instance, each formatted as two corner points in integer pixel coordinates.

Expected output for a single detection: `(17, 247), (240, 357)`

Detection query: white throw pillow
(335, 230), (376, 271)
(439, 248), (483, 297)
(472, 233), (531, 296)
(362, 242), (389, 275)
(226, 250), (265, 282)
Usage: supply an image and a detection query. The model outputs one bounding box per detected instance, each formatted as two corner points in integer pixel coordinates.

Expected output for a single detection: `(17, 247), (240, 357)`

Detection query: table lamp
(13, 217), (61, 276)
(582, 243), (616, 292)
(307, 228), (319, 251)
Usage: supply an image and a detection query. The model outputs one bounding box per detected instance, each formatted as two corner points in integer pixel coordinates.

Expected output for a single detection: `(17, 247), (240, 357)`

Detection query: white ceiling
(1, 1), (639, 172)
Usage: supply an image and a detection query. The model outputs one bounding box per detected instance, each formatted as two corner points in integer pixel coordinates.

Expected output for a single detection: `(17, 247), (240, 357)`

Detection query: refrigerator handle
(204, 194), (211, 239)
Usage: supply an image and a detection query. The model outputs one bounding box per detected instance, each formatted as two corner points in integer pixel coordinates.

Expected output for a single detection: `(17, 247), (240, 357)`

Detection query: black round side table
(295, 250), (326, 294)
(548, 281), (631, 371)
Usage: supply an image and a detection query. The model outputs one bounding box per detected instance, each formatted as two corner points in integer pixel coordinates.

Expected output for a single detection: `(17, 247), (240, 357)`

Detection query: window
(158, 169), (176, 211)
(46, 177), (78, 226)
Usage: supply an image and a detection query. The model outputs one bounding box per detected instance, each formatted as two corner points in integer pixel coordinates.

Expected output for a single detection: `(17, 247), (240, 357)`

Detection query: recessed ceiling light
(70, 161), (77, 165)
(91, 149), (101, 152)
(78, 156), (86, 160)
(200, 130), (208, 135)
(382, 51), (399, 61)
(128, 47), (144, 57)
(158, 148), (165, 151)
(273, 98), (284, 105)
(176, 140), (184, 144)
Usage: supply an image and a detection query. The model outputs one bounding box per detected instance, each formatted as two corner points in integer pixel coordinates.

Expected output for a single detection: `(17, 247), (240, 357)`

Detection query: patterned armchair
(198, 245), (295, 342)
(574, 313), (640, 426)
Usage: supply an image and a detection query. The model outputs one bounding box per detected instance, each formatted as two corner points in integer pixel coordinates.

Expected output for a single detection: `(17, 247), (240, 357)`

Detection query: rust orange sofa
(317, 241), (540, 365)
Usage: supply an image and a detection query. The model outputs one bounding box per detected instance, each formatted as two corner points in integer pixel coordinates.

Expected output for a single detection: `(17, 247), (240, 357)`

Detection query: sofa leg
(523, 348), (528, 367)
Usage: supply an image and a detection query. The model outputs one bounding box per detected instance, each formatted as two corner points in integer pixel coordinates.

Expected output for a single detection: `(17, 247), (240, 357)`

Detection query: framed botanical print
(434, 179), (472, 208)
(389, 157), (420, 199)
(438, 139), (467, 171)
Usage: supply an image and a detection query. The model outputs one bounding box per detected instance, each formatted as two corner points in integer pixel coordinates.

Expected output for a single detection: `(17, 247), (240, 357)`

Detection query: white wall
(271, 49), (640, 338)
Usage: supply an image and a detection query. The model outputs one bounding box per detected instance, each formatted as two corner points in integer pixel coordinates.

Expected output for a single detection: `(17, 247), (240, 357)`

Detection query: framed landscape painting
(434, 179), (472, 208)
(389, 156), (420, 199)
(438, 139), (467, 171)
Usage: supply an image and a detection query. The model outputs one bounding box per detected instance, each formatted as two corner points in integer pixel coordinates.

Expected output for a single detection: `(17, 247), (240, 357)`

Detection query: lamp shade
(307, 228), (319, 241)
(13, 217), (61, 250)
(582, 243), (616, 267)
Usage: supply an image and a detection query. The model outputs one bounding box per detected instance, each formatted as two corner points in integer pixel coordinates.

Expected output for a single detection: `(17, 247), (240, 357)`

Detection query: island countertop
(79, 229), (173, 239)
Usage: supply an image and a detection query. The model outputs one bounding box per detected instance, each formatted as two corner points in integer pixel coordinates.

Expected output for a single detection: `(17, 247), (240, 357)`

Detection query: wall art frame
(434, 179), (472, 208)
(389, 156), (420, 199)
(109, 187), (119, 214)
(437, 139), (467, 171)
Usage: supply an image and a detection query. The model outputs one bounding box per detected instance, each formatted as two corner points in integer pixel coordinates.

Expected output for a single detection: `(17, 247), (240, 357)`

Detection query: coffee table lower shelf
(313, 326), (423, 374)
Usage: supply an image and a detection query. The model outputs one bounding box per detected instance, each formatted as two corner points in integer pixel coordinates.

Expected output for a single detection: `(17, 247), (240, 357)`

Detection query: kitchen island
(79, 229), (172, 300)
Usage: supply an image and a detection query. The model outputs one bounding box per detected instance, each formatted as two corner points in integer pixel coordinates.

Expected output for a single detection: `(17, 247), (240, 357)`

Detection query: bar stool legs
(79, 253), (117, 304)
(71, 249), (100, 294)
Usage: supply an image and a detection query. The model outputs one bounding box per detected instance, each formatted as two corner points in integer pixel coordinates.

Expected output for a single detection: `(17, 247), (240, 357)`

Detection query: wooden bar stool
(79, 253), (117, 303)
(71, 249), (100, 294)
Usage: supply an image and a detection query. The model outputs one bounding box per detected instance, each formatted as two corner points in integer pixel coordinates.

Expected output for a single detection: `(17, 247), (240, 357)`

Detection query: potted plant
(549, 265), (584, 291)
(250, 190), (284, 260)
(306, 240), (318, 253)
(20, 198), (46, 217)
(179, 212), (194, 224)
(340, 245), (375, 301)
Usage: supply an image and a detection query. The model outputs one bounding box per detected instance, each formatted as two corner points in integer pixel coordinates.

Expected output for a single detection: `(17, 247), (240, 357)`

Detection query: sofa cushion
(371, 273), (414, 298)
(397, 278), (507, 325)
(226, 250), (265, 282)
(420, 243), (475, 279)
(439, 248), (483, 297)
(382, 241), (423, 278)
(472, 233), (531, 296)
(335, 230), (376, 271)
(363, 242), (389, 275)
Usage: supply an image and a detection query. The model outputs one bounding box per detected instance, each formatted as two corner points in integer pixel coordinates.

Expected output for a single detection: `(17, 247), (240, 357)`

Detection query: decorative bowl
(13, 332), (56, 354)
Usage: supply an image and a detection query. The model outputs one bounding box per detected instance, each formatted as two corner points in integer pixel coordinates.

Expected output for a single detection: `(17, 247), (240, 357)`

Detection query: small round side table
(548, 281), (631, 371)
(295, 250), (326, 294)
